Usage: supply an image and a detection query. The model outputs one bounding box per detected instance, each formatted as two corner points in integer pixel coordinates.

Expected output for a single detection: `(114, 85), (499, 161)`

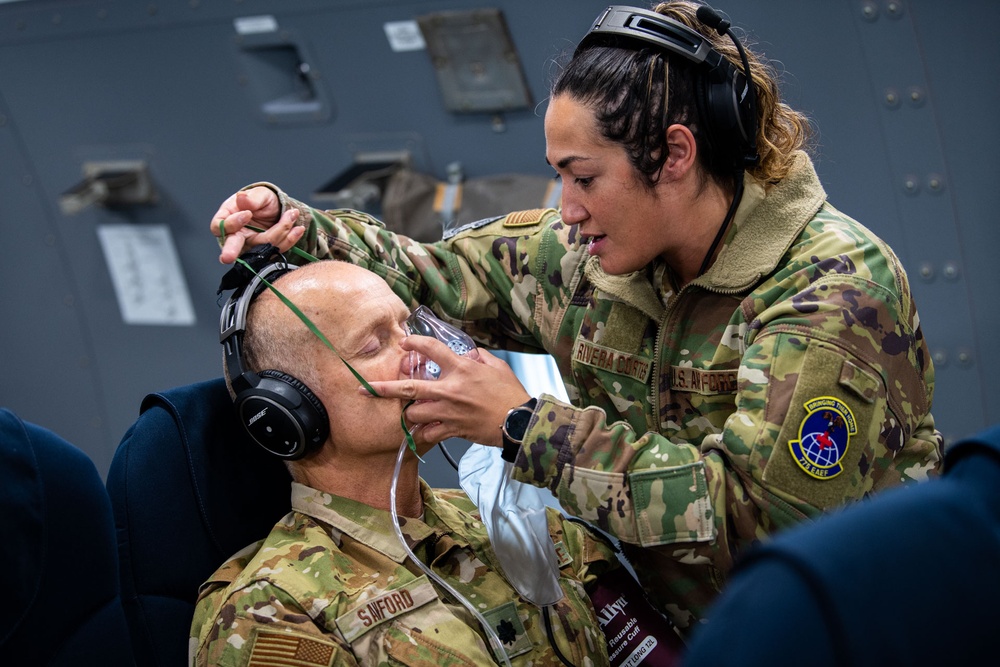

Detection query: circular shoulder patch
(788, 397), (857, 479)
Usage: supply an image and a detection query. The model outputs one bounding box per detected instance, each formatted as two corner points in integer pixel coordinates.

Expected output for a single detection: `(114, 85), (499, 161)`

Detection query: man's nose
(400, 347), (417, 378)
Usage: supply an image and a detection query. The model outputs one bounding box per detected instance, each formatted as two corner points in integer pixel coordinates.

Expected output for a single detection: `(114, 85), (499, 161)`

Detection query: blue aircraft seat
(0, 408), (134, 665)
(106, 378), (291, 667)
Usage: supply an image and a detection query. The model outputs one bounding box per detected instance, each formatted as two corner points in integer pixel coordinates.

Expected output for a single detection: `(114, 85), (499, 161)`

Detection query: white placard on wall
(97, 224), (196, 326)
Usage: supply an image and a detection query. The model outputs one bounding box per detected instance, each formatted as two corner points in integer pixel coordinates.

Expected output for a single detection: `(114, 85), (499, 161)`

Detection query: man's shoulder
(430, 486), (478, 514)
(199, 512), (353, 602)
(197, 539), (266, 598)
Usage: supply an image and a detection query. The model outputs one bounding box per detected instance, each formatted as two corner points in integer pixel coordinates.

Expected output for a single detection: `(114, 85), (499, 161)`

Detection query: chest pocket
(569, 296), (657, 434)
(658, 291), (744, 444)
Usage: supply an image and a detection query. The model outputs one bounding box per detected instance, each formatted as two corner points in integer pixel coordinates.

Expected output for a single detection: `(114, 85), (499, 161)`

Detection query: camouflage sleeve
(192, 582), (356, 667)
(515, 396), (721, 549)
(245, 182), (582, 353)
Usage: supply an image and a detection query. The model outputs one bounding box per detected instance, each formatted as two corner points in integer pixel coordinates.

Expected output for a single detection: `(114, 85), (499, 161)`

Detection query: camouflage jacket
(255, 150), (943, 630)
(190, 481), (617, 666)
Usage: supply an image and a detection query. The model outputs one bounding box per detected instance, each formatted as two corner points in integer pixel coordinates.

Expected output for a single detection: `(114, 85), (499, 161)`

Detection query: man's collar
(290, 481), (475, 563)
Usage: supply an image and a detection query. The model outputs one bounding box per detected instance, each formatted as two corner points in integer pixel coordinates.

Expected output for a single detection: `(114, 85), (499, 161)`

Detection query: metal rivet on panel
(942, 262), (960, 281)
(902, 176), (920, 195)
(932, 350), (947, 367)
(907, 87), (925, 107)
(957, 350), (973, 367)
(917, 263), (934, 282)
(861, 2), (879, 21)
(926, 174), (944, 193)
(886, 1), (904, 18)
(883, 89), (900, 109)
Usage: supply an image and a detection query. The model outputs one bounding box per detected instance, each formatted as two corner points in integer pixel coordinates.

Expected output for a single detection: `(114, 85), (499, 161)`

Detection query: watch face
(505, 407), (532, 442)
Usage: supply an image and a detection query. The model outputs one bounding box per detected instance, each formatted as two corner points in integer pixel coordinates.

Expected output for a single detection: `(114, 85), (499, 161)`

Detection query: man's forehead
(338, 290), (407, 348)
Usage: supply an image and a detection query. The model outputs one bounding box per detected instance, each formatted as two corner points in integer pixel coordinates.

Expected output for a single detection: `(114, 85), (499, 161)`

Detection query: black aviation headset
(219, 252), (329, 460)
(576, 4), (759, 172)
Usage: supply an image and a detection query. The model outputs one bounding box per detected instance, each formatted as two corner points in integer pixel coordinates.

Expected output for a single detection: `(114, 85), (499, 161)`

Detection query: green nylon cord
(235, 256), (421, 459)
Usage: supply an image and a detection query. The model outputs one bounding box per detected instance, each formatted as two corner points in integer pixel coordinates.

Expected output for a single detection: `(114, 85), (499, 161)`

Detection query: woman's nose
(560, 194), (587, 225)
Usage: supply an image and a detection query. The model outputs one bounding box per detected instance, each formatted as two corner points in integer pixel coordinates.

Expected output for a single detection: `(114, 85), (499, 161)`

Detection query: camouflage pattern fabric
(249, 150), (943, 631)
(190, 481), (617, 666)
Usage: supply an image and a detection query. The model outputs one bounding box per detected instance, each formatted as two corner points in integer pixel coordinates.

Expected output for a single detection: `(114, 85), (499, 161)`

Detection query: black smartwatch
(501, 398), (538, 463)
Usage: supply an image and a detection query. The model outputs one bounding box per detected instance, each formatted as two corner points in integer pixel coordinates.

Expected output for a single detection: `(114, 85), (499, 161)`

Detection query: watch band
(501, 398), (538, 463)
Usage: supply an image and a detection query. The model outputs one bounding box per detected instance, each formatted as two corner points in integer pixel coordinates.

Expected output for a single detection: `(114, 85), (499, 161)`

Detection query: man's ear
(663, 124), (697, 179)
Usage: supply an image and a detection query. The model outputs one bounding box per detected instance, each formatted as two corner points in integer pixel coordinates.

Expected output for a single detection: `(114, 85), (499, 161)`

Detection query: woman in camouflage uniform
(211, 2), (943, 633)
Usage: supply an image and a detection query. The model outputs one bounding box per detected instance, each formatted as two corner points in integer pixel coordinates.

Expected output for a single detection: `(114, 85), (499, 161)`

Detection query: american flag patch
(247, 630), (336, 666)
(503, 208), (547, 227)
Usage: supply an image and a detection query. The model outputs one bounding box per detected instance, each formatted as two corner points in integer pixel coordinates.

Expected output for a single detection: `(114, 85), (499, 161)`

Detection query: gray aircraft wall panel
(0, 86), (115, 468)
(908, 0), (1000, 437)
(0, 0), (996, 481)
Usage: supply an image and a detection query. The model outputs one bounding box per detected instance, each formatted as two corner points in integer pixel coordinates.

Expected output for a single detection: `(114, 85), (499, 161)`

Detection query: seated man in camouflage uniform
(190, 259), (618, 666)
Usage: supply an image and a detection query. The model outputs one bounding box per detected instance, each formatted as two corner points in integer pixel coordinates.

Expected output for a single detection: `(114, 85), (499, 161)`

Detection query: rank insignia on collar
(788, 397), (857, 480)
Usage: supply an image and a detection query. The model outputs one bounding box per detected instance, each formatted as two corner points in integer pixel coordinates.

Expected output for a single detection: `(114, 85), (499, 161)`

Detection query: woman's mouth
(586, 234), (607, 255)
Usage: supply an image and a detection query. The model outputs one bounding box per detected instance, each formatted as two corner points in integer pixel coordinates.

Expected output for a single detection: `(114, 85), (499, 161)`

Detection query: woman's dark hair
(552, 44), (706, 188)
(551, 1), (811, 190)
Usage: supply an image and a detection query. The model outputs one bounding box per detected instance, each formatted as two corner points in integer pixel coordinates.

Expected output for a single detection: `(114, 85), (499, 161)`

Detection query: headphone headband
(575, 4), (758, 170)
(577, 5), (715, 65)
(219, 260), (329, 460)
(220, 261), (294, 395)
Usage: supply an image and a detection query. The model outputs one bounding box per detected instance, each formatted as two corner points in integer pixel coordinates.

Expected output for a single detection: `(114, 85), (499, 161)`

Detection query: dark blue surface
(0, 408), (133, 665)
(107, 378), (291, 667)
(684, 424), (1000, 667)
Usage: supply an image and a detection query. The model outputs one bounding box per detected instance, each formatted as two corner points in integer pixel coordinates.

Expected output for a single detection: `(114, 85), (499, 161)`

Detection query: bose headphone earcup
(235, 369), (329, 460)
